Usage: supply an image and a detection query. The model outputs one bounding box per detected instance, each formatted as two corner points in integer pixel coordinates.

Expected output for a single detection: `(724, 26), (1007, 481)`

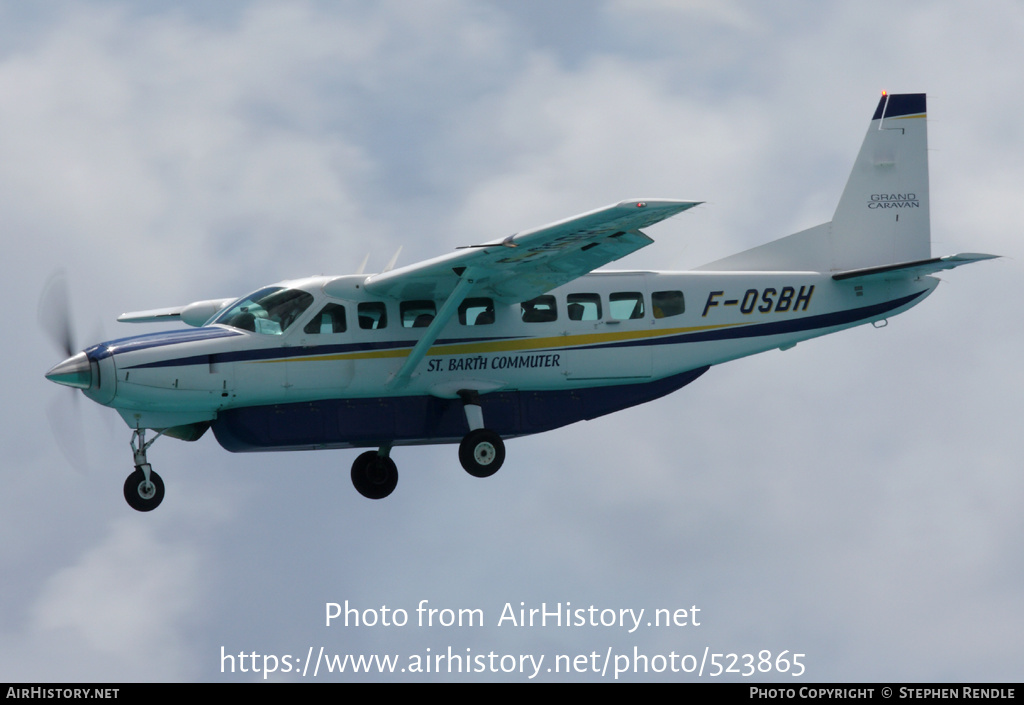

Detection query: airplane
(44, 92), (996, 511)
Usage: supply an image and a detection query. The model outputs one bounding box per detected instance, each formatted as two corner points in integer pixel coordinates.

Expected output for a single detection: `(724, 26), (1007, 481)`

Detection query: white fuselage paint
(89, 268), (937, 433)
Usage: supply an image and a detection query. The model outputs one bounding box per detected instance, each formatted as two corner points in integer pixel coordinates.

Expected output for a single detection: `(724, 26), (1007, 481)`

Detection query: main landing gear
(350, 447), (399, 500)
(456, 390), (505, 478)
(124, 428), (165, 512)
(459, 428), (505, 478)
(348, 391), (507, 499)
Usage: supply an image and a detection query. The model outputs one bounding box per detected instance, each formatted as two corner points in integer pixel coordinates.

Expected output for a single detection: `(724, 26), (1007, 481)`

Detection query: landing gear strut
(124, 428), (165, 512)
(347, 393), (508, 500)
(350, 446), (398, 500)
(457, 390), (505, 478)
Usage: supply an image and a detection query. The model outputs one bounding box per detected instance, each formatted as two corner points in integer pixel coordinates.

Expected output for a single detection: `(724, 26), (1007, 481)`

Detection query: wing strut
(387, 268), (481, 390)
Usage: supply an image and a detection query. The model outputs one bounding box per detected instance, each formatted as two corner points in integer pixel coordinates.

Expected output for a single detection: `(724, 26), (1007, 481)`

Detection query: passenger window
(609, 292), (645, 320)
(401, 300), (437, 328)
(652, 290), (685, 318)
(304, 303), (348, 334)
(459, 297), (495, 326)
(358, 302), (387, 330)
(567, 293), (602, 321)
(520, 295), (557, 322)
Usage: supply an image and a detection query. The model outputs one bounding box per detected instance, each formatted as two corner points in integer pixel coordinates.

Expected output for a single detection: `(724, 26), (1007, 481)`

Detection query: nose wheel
(124, 465), (165, 512)
(124, 428), (166, 512)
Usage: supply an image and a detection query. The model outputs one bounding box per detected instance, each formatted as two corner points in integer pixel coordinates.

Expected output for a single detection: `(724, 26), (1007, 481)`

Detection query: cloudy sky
(2, 0), (1021, 682)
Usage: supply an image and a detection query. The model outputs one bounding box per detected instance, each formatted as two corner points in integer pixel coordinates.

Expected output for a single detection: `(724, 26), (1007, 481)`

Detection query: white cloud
(1, 519), (205, 681)
(4, 0), (1022, 682)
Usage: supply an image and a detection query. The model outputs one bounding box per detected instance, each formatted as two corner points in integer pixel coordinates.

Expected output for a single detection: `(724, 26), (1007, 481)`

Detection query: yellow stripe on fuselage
(255, 320), (748, 365)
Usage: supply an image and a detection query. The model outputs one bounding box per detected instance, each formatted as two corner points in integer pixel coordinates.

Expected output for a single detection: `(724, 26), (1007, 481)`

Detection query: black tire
(123, 466), (165, 512)
(459, 429), (505, 478)
(351, 451), (398, 499)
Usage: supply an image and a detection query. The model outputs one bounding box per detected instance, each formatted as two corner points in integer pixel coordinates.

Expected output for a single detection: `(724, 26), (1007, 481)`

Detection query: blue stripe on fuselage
(86, 327), (243, 361)
(113, 292), (925, 370)
(119, 331), (520, 369)
(572, 291), (927, 352)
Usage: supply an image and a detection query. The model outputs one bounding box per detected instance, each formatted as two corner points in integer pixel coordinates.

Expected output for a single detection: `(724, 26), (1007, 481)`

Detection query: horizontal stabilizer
(832, 253), (998, 281)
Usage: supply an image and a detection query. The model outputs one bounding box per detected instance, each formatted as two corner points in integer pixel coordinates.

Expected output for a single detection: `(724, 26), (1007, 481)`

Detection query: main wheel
(123, 466), (165, 512)
(351, 451), (398, 499)
(459, 429), (505, 478)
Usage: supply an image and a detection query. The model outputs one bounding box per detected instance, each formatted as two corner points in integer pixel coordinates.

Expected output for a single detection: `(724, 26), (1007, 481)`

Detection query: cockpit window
(213, 287), (314, 335)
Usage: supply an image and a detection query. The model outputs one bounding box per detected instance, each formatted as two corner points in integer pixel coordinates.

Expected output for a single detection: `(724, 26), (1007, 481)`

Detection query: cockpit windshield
(212, 286), (314, 335)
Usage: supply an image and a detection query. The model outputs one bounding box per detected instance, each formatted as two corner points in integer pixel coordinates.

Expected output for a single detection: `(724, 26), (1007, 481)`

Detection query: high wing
(322, 198), (700, 389)
(326, 199), (701, 304)
(117, 200), (698, 332)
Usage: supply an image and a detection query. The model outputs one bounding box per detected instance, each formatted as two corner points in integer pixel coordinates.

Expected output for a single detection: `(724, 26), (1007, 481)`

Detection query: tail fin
(831, 92), (930, 270)
(698, 93), (932, 272)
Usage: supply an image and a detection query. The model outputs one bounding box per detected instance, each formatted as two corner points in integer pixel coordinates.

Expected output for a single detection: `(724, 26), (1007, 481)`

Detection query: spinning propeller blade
(39, 270), (90, 473)
(38, 270), (75, 359)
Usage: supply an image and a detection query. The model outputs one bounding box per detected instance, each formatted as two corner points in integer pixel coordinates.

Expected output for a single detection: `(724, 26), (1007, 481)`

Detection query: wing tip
(942, 252), (1000, 263)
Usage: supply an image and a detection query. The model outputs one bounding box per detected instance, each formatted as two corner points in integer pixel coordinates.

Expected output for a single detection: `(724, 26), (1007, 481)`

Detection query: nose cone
(45, 351), (92, 389)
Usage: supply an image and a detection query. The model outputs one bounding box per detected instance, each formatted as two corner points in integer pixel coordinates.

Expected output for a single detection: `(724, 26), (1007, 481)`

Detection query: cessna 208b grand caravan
(45, 93), (995, 511)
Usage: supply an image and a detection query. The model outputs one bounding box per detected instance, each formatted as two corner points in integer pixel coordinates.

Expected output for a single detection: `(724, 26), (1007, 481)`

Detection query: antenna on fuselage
(355, 253), (370, 275)
(383, 246), (403, 273)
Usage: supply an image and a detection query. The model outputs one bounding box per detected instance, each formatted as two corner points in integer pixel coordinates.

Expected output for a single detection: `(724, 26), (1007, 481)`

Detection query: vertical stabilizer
(698, 93), (931, 273)
(830, 93), (930, 271)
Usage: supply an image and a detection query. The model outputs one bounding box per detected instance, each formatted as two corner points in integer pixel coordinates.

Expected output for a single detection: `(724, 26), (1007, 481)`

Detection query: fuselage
(75, 268), (937, 451)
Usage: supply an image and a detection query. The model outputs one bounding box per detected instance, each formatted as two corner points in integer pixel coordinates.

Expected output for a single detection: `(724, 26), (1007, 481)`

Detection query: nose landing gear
(124, 428), (166, 512)
(124, 466), (164, 512)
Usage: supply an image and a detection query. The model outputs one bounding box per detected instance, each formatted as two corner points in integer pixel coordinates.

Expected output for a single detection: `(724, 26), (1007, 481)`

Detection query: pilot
(271, 297), (305, 331)
(230, 309), (256, 332)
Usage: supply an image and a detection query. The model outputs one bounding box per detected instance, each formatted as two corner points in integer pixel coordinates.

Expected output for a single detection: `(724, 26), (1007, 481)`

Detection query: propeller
(39, 270), (90, 473)
(38, 270), (76, 359)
